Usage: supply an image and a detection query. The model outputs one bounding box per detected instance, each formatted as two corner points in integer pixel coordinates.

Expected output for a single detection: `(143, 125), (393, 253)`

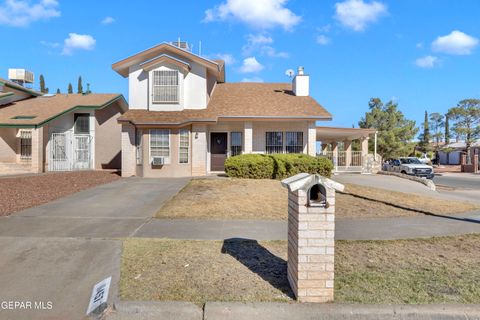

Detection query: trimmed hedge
(225, 153), (333, 179)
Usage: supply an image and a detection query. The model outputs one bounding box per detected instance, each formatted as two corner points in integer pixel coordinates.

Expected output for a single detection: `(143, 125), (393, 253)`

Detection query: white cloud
(204, 0), (301, 30)
(0, 0), (60, 27)
(316, 35), (330, 45)
(211, 53), (236, 65)
(416, 42), (424, 49)
(101, 16), (115, 25)
(317, 24), (331, 33)
(62, 33), (96, 55)
(241, 77), (264, 82)
(40, 40), (60, 48)
(432, 30), (479, 55)
(242, 33), (289, 58)
(334, 0), (387, 32)
(239, 57), (264, 73)
(415, 55), (439, 69)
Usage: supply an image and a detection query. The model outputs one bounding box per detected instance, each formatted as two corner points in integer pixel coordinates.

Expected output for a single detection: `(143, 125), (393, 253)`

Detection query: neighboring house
(113, 41), (377, 177)
(438, 140), (480, 165)
(0, 77), (128, 174)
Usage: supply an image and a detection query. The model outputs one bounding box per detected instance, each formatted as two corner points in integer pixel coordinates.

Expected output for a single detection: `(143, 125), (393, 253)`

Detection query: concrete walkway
(0, 177), (190, 238)
(106, 301), (480, 320)
(133, 210), (480, 241)
(0, 177), (190, 320)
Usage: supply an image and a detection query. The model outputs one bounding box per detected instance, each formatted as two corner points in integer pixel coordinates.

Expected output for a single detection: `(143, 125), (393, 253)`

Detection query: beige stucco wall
(95, 102), (123, 169)
(125, 120), (317, 177)
(140, 126), (192, 178)
(0, 128), (17, 162)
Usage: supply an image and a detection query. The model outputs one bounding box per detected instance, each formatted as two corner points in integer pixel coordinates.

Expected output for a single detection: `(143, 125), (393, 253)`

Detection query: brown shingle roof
(0, 77), (43, 97)
(0, 94), (125, 127)
(118, 83), (331, 125)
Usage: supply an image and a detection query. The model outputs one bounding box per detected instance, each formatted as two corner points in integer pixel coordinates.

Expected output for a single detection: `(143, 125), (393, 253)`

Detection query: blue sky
(1, 0), (479, 128)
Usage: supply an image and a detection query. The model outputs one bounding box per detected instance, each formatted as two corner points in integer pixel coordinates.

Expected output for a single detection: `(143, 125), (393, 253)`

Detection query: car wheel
(401, 170), (407, 174)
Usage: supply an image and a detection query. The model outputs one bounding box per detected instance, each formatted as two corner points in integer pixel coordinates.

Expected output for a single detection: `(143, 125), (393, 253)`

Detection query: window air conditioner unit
(152, 157), (165, 166)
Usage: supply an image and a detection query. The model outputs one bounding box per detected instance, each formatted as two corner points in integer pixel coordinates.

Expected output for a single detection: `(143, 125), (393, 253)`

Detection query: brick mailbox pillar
(282, 173), (344, 303)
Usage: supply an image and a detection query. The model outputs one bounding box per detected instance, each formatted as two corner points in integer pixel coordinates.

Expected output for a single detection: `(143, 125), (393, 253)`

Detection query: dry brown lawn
(120, 235), (480, 304)
(156, 178), (478, 220)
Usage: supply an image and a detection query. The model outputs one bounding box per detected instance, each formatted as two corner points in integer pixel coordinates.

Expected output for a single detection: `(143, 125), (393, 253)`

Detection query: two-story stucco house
(113, 41), (377, 178)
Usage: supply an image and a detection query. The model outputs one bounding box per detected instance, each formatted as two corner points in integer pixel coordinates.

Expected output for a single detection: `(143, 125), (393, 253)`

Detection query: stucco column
(244, 121), (253, 154)
(192, 124), (207, 176)
(31, 127), (44, 173)
(344, 140), (352, 167)
(360, 137), (369, 157)
(308, 121), (316, 156)
(331, 142), (338, 168)
(121, 124), (136, 177)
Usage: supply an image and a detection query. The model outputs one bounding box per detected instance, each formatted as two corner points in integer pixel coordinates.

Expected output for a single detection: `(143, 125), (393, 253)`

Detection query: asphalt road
(434, 173), (480, 190)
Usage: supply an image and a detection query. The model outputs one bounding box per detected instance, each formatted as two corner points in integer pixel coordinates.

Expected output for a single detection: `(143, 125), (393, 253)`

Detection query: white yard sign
(86, 276), (111, 315)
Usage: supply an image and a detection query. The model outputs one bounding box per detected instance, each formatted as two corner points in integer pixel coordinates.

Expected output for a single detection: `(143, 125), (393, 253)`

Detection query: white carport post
(374, 131), (378, 161)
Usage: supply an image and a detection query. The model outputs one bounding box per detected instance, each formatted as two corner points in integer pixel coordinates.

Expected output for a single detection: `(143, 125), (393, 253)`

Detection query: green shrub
(225, 153), (333, 179)
(224, 154), (275, 179)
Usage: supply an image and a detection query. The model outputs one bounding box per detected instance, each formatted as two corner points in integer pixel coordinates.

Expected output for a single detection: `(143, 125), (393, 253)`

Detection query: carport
(316, 126), (379, 173)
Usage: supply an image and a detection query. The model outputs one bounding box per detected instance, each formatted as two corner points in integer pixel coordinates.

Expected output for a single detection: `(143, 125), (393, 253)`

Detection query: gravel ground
(0, 171), (120, 216)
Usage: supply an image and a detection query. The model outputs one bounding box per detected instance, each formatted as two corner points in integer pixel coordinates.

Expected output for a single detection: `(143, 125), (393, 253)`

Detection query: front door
(211, 132), (228, 171)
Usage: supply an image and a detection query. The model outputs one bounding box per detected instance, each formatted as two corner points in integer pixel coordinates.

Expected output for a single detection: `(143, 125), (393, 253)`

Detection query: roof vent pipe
(298, 66), (304, 75)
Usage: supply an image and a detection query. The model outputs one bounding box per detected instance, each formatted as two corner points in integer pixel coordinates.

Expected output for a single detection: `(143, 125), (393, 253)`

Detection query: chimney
(292, 66), (309, 96)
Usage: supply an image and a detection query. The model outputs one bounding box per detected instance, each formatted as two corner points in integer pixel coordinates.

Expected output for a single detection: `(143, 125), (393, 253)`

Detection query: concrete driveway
(0, 177), (189, 238)
(0, 177), (189, 320)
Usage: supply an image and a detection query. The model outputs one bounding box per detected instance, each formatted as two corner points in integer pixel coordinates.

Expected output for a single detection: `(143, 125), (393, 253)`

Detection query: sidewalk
(105, 301), (480, 320)
(134, 210), (480, 241)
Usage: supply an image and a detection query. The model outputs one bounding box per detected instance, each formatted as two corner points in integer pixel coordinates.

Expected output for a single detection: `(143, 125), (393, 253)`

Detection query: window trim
(178, 129), (190, 164)
(151, 69), (180, 104)
(149, 129), (171, 164)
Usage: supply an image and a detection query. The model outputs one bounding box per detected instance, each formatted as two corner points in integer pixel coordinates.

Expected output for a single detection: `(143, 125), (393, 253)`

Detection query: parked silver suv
(384, 157), (434, 179)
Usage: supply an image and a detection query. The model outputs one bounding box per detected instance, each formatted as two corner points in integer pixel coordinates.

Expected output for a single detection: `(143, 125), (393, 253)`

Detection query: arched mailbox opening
(308, 184), (328, 208)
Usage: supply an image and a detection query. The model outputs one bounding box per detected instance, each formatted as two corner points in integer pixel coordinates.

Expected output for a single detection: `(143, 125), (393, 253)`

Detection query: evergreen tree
(359, 98), (418, 159)
(429, 112), (444, 150)
(39, 74), (46, 93)
(444, 114), (450, 145)
(418, 111), (431, 153)
(56, 88), (61, 94)
(77, 76), (83, 94)
(448, 99), (480, 164)
(68, 83), (73, 94)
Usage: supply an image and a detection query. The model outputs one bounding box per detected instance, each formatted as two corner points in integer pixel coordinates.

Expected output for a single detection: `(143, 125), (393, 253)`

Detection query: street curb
(204, 302), (480, 320)
(104, 301), (203, 320)
(378, 171), (436, 191)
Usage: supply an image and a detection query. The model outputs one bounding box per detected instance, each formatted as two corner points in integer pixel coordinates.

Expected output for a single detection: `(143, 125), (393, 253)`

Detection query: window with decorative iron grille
(179, 129), (189, 164)
(152, 70), (179, 103)
(286, 132), (304, 153)
(266, 132), (283, 154)
(135, 129), (142, 165)
(150, 129), (170, 161)
(230, 132), (242, 156)
(74, 113), (90, 134)
(20, 130), (32, 160)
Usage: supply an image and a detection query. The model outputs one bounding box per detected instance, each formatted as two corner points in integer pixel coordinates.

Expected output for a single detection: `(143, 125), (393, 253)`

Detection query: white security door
(49, 133), (71, 171)
(73, 135), (92, 170)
